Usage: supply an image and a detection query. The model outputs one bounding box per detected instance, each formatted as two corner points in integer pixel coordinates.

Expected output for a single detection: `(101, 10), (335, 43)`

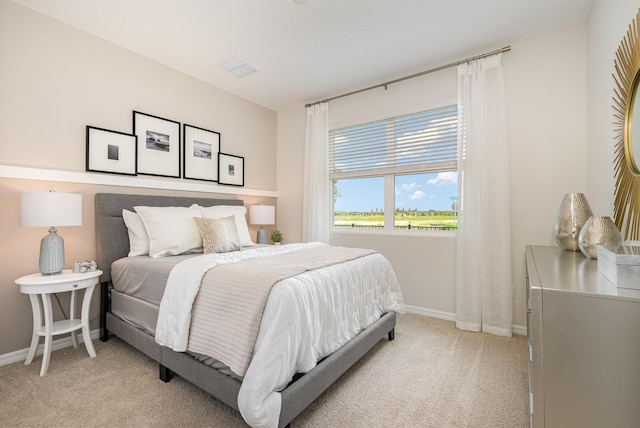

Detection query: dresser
(525, 245), (640, 428)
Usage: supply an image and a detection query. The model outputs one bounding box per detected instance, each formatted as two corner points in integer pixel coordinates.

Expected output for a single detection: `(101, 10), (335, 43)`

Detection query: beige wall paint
(0, 1), (276, 190)
(275, 108), (306, 246)
(277, 25), (591, 328)
(0, 2), (277, 357)
(505, 24), (589, 328)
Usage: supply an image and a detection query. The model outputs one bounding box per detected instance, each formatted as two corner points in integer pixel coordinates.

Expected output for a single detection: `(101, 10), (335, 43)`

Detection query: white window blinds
(329, 105), (458, 179)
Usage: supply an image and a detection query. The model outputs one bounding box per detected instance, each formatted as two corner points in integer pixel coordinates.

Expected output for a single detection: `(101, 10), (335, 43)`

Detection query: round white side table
(15, 269), (103, 376)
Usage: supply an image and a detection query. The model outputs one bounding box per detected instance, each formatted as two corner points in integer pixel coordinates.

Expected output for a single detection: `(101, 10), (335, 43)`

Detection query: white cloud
(401, 182), (420, 191)
(427, 171), (457, 186)
(409, 190), (426, 200)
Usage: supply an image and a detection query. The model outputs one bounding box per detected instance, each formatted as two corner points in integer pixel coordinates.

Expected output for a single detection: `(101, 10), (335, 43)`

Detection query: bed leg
(99, 281), (110, 342)
(388, 328), (395, 341)
(159, 364), (172, 382)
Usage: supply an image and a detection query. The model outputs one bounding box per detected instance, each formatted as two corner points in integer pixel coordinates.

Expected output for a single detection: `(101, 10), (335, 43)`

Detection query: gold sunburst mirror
(613, 8), (640, 240)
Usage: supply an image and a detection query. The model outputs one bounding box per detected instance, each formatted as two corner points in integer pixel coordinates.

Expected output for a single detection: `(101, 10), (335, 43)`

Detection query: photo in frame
(86, 126), (137, 175)
(133, 111), (181, 177)
(218, 153), (244, 186)
(183, 124), (220, 182)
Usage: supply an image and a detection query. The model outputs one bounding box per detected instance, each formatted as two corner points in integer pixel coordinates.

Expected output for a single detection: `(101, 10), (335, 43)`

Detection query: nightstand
(15, 269), (103, 376)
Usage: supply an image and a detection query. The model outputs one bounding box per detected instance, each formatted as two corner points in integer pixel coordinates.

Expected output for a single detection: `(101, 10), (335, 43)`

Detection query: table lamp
(249, 205), (275, 244)
(20, 191), (82, 275)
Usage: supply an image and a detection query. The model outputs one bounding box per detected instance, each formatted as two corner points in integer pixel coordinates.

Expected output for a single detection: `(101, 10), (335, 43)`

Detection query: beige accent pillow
(198, 205), (254, 246)
(194, 216), (241, 253)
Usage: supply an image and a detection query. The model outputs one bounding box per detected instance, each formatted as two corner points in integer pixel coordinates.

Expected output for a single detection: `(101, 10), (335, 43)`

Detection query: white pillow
(134, 205), (203, 258)
(194, 216), (241, 253)
(122, 209), (149, 256)
(198, 205), (254, 246)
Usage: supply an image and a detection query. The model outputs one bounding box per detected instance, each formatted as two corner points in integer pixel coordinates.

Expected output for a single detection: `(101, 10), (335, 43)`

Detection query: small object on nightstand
(72, 260), (98, 273)
(270, 229), (283, 245)
(15, 269), (102, 376)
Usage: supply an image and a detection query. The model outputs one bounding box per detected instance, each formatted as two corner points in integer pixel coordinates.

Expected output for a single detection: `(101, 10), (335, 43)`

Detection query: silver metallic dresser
(525, 245), (640, 428)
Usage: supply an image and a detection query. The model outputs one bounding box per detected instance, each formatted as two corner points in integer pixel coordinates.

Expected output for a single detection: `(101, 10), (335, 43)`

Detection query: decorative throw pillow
(194, 216), (241, 253)
(122, 209), (149, 256)
(198, 205), (254, 246)
(134, 205), (203, 258)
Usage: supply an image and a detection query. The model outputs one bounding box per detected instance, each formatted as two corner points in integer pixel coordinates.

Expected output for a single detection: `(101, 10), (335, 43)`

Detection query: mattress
(110, 254), (191, 335)
(111, 253), (197, 305)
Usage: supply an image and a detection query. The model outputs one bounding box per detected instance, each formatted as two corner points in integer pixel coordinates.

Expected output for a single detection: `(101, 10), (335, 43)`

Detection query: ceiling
(12, 0), (593, 112)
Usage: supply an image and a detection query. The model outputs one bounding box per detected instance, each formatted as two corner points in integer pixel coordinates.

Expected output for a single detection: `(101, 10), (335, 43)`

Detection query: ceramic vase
(578, 216), (623, 259)
(553, 193), (594, 251)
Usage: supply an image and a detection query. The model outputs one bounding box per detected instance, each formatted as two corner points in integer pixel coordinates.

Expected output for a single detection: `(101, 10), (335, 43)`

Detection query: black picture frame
(183, 124), (221, 182)
(86, 126), (137, 175)
(218, 153), (244, 186)
(133, 111), (181, 178)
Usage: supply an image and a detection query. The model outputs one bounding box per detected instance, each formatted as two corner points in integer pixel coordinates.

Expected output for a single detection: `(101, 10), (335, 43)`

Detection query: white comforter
(155, 242), (405, 428)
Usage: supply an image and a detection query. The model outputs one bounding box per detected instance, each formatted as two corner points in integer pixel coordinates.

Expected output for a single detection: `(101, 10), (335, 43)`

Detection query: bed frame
(95, 192), (396, 427)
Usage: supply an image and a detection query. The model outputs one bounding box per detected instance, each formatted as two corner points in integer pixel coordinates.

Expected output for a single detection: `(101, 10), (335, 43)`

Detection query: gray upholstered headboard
(94, 193), (244, 284)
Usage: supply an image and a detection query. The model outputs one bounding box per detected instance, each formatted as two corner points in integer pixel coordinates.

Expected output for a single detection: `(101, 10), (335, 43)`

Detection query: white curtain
(456, 54), (513, 337)
(303, 102), (331, 243)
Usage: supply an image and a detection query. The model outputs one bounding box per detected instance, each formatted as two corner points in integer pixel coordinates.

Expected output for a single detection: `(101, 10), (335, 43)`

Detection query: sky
(334, 171), (458, 212)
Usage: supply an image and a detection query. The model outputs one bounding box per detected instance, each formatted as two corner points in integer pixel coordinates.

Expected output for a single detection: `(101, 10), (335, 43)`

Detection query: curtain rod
(305, 45), (511, 108)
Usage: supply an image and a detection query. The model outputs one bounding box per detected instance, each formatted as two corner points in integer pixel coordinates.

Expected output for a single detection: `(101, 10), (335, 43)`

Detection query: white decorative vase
(553, 193), (594, 251)
(578, 216), (623, 259)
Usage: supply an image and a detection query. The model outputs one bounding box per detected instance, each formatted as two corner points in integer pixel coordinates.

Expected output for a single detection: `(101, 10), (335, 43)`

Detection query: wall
(277, 24), (591, 330)
(0, 2), (277, 357)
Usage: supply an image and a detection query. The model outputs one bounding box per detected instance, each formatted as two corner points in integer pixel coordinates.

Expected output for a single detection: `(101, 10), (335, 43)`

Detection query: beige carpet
(0, 314), (529, 427)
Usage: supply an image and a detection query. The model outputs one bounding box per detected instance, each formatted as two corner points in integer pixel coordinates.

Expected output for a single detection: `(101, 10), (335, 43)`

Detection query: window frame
(329, 105), (458, 235)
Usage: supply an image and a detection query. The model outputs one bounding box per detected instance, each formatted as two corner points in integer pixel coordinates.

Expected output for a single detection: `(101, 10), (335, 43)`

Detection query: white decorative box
(598, 245), (640, 290)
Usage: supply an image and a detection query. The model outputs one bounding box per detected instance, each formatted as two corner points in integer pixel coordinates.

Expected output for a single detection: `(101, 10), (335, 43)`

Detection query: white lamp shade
(249, 205), (275, 226)
(20, 192), (82, 227)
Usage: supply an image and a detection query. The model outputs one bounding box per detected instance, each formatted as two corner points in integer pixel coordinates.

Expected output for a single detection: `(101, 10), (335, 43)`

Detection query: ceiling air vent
(218, 57), (257, 78)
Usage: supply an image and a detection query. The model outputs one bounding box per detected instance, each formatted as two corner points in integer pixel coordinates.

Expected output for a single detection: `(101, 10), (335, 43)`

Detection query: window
(330, 105), (458, 231)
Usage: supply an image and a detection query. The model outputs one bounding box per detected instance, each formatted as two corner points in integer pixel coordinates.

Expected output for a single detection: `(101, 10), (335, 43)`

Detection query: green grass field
(334, 212), (457, 230)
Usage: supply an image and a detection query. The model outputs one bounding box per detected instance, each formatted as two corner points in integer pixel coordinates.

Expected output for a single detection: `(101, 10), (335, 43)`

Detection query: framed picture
(218, 153), (244, 186)
(183, 124), (220, 182)
(133, 111), (181, 178)
(86, 126), (137, 175)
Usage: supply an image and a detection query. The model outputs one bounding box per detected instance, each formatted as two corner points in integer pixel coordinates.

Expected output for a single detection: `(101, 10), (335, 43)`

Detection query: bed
(96, 192), (403, 427)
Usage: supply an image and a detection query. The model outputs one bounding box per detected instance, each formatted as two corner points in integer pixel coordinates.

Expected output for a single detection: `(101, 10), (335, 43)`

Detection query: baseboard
(511, 324), (527, 336)
(404, 305), (526, 336)
(404, 305), (456, 321)
(0, 329), (100, 367)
